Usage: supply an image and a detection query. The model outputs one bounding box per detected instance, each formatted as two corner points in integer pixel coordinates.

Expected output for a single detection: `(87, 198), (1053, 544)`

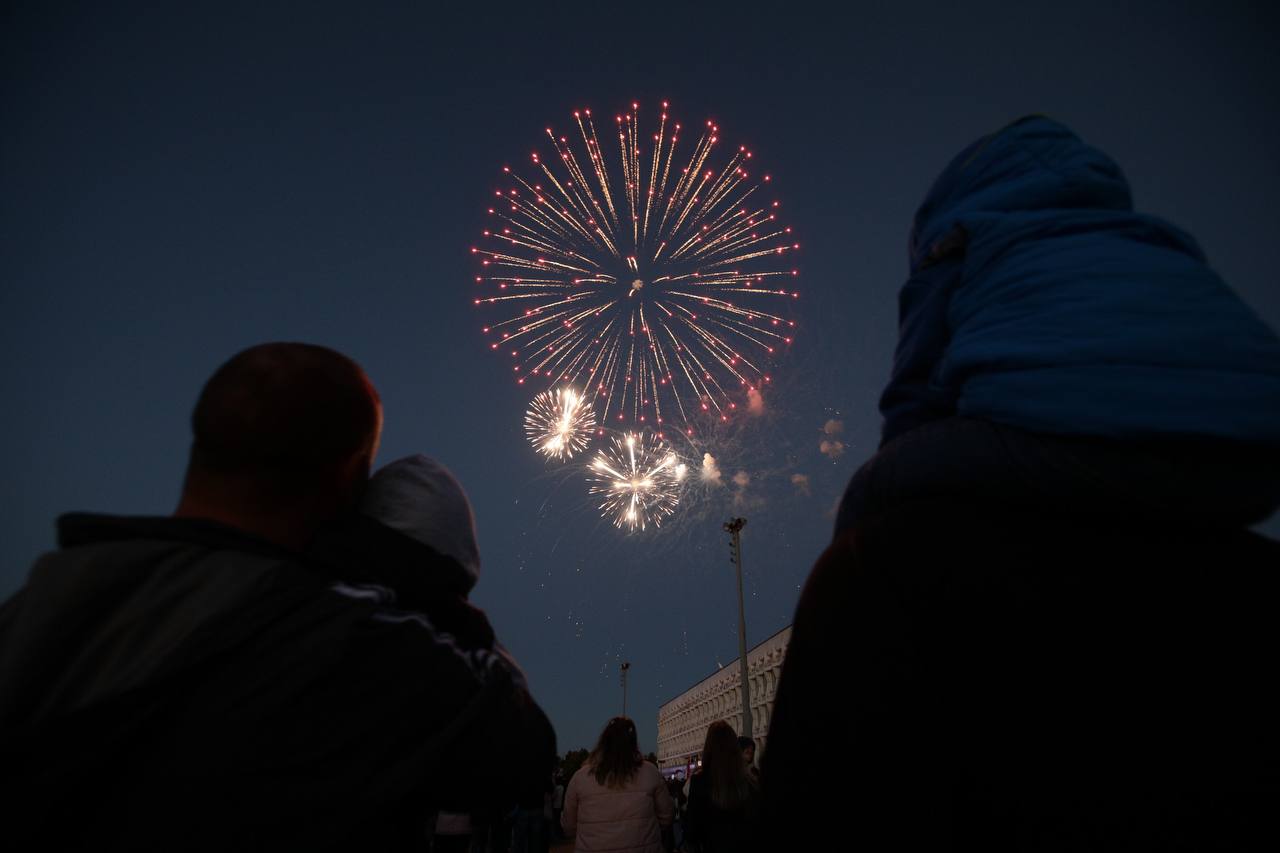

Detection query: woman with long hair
(684, 721), (760, 853)
(561, 717), (674, 853)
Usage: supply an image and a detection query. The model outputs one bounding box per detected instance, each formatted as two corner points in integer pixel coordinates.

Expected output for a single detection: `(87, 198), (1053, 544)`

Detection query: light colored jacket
(562, 761), (674, 853)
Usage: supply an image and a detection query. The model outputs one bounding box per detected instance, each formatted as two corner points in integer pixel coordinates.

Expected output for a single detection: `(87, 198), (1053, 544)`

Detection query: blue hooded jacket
(880, 116), (1280, 447)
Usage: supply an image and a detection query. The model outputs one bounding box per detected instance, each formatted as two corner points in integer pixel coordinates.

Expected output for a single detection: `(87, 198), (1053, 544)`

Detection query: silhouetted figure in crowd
(735, 737), (759, 784)
(311, 453), (557, 852)
(685, 722), (759, 853)
(562, 717), (674, 853)
(313, 454), (498, 652)
(665, 773), (688, 850)
(510, 756), (554, 853)
(551, 774), (566, 840)
(836, 115), (1280, 532)
(0, 342), (555, 851)
(470, 807), (515, 853)
(761, 118), (1280, 849)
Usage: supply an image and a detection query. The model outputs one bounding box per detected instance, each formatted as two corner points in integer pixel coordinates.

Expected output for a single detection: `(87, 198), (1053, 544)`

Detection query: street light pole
(724, 517), (752, 741)
(621, 661), (631, 718)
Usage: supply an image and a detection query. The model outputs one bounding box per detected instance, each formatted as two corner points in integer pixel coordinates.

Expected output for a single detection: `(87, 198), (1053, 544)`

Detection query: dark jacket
(0, 514), (555, 851)
(882, 116), (1280, 447)
(761, 500), (1280, 850)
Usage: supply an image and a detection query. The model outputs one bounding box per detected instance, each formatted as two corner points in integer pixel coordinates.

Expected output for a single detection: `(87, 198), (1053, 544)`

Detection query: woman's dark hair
(702, 720), (754, 809)
(589, 717), (641, 789)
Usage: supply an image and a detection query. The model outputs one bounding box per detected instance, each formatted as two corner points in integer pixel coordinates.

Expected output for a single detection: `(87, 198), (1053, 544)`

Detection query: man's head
(176, 343), (382, 548)
(738, 736), (756, 764)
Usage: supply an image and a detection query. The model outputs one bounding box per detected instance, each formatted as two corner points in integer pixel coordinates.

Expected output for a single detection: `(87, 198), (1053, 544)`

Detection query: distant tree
(559, 748), (589, 780)
(644, 751), (658, 767)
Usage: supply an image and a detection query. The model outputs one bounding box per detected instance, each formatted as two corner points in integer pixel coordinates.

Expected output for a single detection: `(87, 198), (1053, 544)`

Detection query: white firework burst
(587, 431), (683, 531)
(525, 386), (596, 461)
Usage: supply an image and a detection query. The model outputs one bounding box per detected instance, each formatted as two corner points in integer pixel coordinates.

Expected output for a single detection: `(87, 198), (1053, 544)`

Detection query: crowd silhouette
(2, 117), (1278, 850)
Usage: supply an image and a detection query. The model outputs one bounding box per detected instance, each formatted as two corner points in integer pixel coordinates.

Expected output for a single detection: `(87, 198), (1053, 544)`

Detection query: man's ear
(315, 450), (374, 518)
(345, 449), (376, 505)
(368, 405), (384, 466)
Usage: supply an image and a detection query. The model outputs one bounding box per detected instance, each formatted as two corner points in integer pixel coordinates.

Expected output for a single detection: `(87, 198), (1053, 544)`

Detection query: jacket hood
(360, 455), (481, 585)
(909, 116), (1132, 271)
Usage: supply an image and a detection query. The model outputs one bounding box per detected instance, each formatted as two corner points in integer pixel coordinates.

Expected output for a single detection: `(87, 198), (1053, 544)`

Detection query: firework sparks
(525, 386), (596, 460)
(588, 432), (683, 531)
(475, 102), (799, 435)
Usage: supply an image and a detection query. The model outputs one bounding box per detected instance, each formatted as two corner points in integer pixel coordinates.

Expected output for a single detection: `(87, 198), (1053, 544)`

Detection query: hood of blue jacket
(909, 116), (1134, 272)
(880, 116), (1280, 446)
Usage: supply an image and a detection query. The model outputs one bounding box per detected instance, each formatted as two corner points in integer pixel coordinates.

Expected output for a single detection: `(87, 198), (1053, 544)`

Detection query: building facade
(655, 625), (791, 776)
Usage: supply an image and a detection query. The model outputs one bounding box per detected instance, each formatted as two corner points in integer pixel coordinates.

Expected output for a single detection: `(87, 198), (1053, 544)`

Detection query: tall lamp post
(724, 517), (752, 741)
(621, 661), (631, 718)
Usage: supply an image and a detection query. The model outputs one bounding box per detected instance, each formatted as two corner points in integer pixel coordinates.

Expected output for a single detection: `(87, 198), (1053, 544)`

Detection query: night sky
(4, 2), (1278, 755)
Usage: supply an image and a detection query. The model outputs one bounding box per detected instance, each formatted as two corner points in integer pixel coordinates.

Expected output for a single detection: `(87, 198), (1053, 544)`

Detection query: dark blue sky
(4, 2), (1278, 754)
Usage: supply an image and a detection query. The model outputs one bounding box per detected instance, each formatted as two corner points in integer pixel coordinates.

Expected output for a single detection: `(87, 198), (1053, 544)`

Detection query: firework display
(588, 432), (685, 531)
(525, 386), (596, 461)
(475, 102), (799, 435)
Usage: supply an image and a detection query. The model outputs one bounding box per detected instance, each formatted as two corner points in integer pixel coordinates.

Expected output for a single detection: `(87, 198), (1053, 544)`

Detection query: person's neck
(174, 495), (312, 552)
